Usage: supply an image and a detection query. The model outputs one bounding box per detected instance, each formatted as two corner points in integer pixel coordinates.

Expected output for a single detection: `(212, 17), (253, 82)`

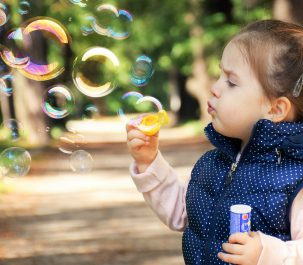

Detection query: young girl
(126, 19), (303, 265)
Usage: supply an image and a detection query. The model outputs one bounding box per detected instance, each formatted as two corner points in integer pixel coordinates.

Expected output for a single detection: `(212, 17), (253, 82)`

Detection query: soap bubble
(86, 4), (133, 40)
(82, 104), (99, 119)
(0, 2), (8, 27)
(117, 91), (143, 123)
(69, 150), (93, 173)
(18, 17), (71, 81)
(58, 129), (86, 155)
(18, 1), (30, 15)
(130, 55), (154, 87)
(0, 119), (24, 142)
(0, 74), (13, 96)
(0, 28), (31, 69)
(118, 92), (168, 135)
(69, 0), (87, 7)
(109, 9), (133, 40)
(42, 85), (74, 119)
(0, 147), (31, 178)
(72, 47), (119, 97)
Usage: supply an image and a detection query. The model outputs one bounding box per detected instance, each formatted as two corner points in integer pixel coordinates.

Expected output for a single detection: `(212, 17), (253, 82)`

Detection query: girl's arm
(130, 151), (188, 231)
(257, 189), (303, 265)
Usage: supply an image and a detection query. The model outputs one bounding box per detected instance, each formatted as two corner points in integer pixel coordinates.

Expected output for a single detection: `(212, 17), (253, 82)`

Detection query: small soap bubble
(130, 55), (154, 87)
(0, 74), (13, 96)
(0, 147), (31, 178)
(58, 130), (86, 155)
(69, 0), (87, 7)
(109, 9), (133, 40)
(69, 150), (93, 173)
(81, 16), (95, 36)
(0, 119), (24, 142)
(42, 85), (74, 119)
(72, 47), (119, 97)
(82, 104), (99, 119)
(18, 1), (30, 15)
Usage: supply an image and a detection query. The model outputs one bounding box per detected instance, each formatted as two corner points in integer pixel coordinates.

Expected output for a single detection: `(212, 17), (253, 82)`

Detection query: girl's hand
(218, 231), (263, 265)
(126, 123), (159, 173)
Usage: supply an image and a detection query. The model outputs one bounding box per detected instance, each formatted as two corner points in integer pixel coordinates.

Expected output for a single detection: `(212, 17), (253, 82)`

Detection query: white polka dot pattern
(182, 119), (303, 265)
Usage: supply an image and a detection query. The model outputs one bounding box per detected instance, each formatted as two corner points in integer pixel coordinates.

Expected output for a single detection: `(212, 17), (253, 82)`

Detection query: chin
(212, 121), (234, 138)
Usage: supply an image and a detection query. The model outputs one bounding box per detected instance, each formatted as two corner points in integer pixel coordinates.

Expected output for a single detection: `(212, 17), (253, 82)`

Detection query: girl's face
(208, 41), (272, 145)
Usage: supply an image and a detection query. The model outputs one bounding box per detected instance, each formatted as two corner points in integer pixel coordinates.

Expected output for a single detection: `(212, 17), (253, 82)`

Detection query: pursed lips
(207, 101), (215, 113)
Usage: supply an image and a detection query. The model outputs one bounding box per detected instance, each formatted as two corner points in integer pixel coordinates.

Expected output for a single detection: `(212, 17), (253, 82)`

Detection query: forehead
(221, 41), (257, 80)
(221, 41), (249, 69)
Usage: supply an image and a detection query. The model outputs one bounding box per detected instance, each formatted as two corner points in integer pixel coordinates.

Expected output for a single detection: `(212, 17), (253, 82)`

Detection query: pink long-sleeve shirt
(130, 152), (303, 265)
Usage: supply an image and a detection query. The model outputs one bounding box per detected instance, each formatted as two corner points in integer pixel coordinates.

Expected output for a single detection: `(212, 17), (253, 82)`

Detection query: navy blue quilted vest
(182, 119), (303, 265)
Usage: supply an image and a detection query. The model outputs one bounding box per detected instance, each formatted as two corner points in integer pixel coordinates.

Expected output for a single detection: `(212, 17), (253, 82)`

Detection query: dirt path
(0, 138), (212, 265)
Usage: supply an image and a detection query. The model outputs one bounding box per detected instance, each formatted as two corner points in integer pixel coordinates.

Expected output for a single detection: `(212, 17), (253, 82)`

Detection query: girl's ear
(268, 96), (295, 122)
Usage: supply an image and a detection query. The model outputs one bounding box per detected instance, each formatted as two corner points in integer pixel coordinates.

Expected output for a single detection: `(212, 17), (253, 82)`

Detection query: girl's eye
(226, 80), (236, 87)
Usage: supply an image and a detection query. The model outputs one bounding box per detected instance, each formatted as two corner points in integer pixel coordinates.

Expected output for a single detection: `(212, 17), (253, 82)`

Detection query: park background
(0, 0), (300, 264)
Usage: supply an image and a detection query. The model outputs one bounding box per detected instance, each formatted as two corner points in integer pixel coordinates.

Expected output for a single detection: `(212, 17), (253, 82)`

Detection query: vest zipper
(225, 162), (238, 185)
(203, 154), (241, 264)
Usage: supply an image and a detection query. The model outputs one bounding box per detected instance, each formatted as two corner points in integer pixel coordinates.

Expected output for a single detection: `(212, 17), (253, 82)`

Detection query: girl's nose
(210, 81), (220, 97)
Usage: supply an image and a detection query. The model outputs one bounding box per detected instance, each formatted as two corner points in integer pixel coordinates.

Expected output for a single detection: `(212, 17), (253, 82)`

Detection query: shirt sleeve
(257, 189), (303, 265)
(129, 151), (188, 231)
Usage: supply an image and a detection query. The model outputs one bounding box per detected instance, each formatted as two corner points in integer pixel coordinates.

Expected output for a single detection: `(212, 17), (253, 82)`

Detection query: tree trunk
(13, 71), (50, 146)
(185, 0), (212, 124)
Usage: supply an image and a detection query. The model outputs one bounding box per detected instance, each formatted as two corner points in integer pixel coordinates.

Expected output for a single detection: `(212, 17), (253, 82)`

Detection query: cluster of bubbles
(81, 4), (133, 40)
(0, 1), (165, 178)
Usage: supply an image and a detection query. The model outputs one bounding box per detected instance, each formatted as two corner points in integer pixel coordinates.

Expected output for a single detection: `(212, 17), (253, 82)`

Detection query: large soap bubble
(72, 47), (120, 97)
(17, 17), (71, 81)
(0, 147), (31, 178)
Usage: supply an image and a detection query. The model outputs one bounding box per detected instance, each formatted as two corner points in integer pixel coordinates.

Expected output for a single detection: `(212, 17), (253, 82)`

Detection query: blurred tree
(273, 0), (303, 24)
(0, 0), (278, 147)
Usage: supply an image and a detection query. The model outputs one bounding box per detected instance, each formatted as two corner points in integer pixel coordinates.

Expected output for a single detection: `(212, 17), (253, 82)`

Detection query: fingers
(126, 123), (136, 132)
(228, 232), (250, 245)
(127, 138), (148, 149)
(217, 252), (242, 264)
(222, 242), (244, 255)
(127, 127), (148, 142)
(127, 128), (151, 149)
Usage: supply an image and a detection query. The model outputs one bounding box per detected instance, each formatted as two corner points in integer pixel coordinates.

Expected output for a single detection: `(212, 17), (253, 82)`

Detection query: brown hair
(231, 19), (303, 121)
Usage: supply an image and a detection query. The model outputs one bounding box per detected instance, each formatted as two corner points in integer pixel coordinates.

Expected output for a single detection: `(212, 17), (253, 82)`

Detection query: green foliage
(4, 0), (272, 117)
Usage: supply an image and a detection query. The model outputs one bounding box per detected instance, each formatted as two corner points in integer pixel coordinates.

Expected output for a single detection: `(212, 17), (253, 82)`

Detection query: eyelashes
(226, 80), (236, 87)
